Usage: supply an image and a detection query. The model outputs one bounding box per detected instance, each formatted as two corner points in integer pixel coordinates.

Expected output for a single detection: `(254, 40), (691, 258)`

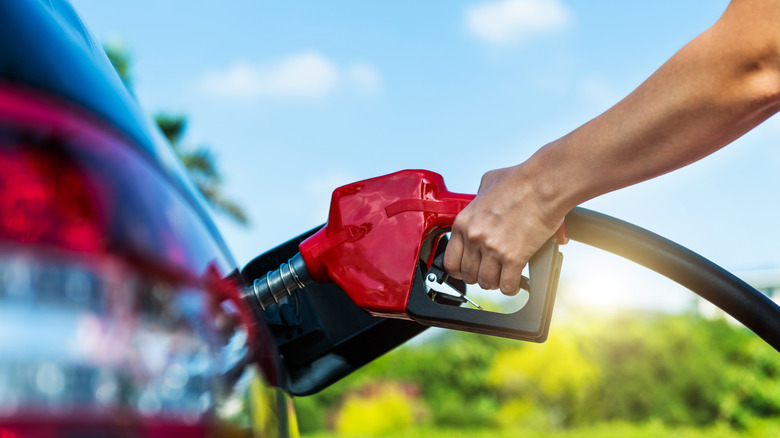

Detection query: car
(0, 0), (290, 436)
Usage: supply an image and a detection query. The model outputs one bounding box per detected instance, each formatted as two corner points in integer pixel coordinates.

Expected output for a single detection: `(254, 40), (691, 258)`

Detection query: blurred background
(69, 0), (780, 436)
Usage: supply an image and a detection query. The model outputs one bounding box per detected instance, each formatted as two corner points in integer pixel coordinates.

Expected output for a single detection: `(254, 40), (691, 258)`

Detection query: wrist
(514, 142), (585, 222)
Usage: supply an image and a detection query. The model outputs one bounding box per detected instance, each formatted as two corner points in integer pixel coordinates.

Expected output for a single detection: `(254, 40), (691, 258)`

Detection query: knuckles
(481, 237), (503, 254)
(501, 250), (525, 268)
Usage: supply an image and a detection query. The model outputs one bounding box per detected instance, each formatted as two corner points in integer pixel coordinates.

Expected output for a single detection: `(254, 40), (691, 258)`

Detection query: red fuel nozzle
(244, 169), (472, 318)
(297, 169), (473, 318)
(244, 169), (562, 342)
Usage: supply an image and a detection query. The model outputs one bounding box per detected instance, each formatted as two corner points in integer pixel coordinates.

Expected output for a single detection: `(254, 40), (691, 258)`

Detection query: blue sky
(69, 0), (780, 312)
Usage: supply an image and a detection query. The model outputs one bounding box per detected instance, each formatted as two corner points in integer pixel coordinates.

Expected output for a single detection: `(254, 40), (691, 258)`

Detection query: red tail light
(0, 85), (274, 436)
(0, 146), (104, 252)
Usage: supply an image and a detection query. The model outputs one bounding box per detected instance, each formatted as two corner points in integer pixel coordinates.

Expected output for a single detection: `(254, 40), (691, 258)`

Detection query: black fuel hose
(565, 207), (780, 352)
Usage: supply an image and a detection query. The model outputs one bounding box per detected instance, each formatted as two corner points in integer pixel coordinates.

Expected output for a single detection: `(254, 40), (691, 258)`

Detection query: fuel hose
(566, 207), (780, 352)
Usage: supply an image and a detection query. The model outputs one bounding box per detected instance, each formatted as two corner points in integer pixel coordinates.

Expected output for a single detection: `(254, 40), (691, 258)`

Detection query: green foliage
(365, 332), (509, 427)
(719, 336), (780, 428)
(304, 421), (780, 438)
(488, 336), (600, 427)
(299, 313), (780, 436)
(154, 112), (188, 146)
(334, 382), (424, 436)
(294, 396), (328, 434)
(299, 332), (509, 431)
(587, 313), (731, 425)
(152, 112), (249, 225)
(103, 41), (132, 90)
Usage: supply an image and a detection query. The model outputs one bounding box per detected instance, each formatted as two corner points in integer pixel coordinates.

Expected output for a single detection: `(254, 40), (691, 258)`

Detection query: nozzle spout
(247, 252), (313, 311)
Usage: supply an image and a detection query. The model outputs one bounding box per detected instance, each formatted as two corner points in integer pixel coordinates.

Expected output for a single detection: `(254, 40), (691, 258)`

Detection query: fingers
(498, 260), (526, 296)
(444, 231), (489, 285)
(477, 253), (501, 290)
(445, 214), (484, 284)
(459, 240), (482, 285)
(446, 243), (526, 295)
(445, 226), (525, 294)
(445, 210), (522, 292)
(469, 247), (527, 295)
(443, 230), (465, 280)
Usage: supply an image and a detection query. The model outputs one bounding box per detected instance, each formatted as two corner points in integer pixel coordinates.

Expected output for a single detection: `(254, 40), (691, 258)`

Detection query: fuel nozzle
(245, 252), (313, 311)
(239, 170), (563, 343)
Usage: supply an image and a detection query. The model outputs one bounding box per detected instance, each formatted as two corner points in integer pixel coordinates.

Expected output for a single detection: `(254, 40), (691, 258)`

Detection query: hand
(443, 164), (565, 295)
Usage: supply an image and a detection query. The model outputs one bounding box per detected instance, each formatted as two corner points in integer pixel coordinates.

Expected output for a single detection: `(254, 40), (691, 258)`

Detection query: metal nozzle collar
(250, 252), (312, 311)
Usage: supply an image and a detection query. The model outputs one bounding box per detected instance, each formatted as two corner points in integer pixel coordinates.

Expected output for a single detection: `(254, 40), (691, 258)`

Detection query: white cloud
(198, 51), (381, 100)
(465, 0), (572, 46)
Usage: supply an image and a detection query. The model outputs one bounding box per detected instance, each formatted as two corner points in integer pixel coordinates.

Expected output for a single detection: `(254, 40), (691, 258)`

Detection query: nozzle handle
(407, 239), (562, 342)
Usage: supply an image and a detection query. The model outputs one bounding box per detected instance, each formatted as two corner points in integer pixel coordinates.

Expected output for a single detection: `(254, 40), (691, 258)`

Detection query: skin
(444, 0), (780, 295)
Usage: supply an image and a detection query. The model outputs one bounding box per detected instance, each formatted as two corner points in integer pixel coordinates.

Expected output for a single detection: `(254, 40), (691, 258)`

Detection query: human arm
(444, 0), (780, 295)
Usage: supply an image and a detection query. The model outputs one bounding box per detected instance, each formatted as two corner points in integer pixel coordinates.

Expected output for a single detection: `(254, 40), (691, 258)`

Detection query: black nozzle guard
(407, 239), (563, 342)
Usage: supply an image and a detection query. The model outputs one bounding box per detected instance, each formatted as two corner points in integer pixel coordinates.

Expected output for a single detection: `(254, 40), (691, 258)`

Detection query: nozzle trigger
(425, 272), (482, 310)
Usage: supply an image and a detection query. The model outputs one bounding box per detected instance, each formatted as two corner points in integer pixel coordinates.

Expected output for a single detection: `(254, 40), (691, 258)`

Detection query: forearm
(445, 0), (780, 294)
(525, 0), (780, 218)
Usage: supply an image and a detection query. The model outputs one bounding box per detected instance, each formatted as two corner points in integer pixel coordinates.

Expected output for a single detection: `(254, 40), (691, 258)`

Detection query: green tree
(716, 331), (780, 428)
(488, 335), (601, 427)
(585, 313), (734, 426)
(154, 112), (248, 224)
(104, 41), (133, 92)
(300, 331), (510, 432)
(103, 41), (248, 225)
(335, 382), (424, 436)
